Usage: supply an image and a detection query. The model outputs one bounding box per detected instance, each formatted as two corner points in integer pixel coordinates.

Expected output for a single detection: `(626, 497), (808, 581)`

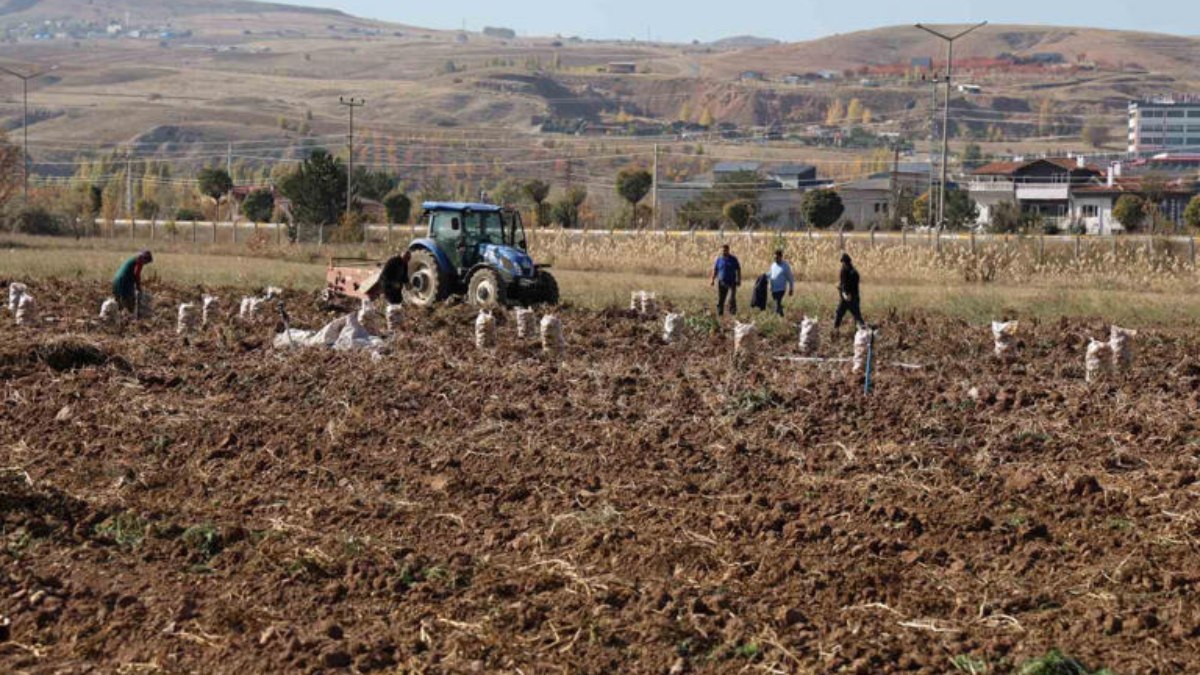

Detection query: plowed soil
(2, 279), (1199, 674)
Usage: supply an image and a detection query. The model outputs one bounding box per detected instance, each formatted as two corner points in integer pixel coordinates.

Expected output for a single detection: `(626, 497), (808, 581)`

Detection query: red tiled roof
(972, 161), (1022, 175)
(973, 157), (1104, 176)
(1072, 177), (1196, 195)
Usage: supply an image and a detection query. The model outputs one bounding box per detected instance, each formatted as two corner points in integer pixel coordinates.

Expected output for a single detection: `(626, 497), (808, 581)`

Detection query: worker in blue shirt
(709, 244), (741, 316)
(768, 249), (795, 317)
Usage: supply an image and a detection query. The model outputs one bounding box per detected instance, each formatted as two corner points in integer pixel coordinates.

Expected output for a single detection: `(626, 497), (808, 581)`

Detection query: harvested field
(2, 279), (1199, 673)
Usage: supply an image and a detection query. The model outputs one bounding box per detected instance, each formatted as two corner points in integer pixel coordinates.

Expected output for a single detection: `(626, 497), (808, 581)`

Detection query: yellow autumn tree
(825, 98), (845, 125)
(846, 99), (864, 125)
(615, 108), (633, 124)
(698, 107), (715, 128)
(678, 102), (693, 122)
(861, 107), (873, 124)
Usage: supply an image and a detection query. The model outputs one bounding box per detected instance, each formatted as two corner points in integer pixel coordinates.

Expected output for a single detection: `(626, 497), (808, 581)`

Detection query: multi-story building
(1128, 97), (1200, 154)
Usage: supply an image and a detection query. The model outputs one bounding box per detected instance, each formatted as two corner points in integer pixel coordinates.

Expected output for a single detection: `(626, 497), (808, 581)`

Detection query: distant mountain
(709, 35), (781, 49)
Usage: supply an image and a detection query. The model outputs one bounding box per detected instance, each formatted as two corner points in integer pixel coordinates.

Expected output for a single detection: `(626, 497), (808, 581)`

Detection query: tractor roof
(421, 201), (503, 213)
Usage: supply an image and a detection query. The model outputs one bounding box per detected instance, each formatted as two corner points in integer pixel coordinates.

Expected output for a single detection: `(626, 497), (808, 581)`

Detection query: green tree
(241, 189), (275, 223)
(550, 185), (587, 228)
(0, 131), (19, 211)
(962, 143), (984, 169)
(383, 190), (412, 224)
(88, 184), (103, 217)
(799, 189), (845, 230)
(943, 189), (980, 230)
(1112, 194), (1146, 233)
(522, 179), (551, 227)
(1184, 195), (1200, 232)
(352, 168), (398, 203)
(987, 200), (1023, 234)
(134, 198), (159, 221)
(723, 199), (755, 230)
(1081, 118), (1111, 149)
(197, 167), (234, 221)
(615, 168), (653, 208)
(277, 148), (347, 240)
(1140, 173), (1169, 232)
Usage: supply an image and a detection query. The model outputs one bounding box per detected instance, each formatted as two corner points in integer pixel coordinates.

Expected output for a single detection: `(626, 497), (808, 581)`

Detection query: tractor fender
(407, 239), (453, 275)
(468, 263), (515, 285)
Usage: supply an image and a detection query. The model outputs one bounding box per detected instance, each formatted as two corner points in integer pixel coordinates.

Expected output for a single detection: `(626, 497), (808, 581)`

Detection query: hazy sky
(285, 0), (1185, 42)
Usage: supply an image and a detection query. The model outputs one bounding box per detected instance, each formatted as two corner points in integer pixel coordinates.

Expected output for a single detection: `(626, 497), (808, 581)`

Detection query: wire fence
(85, 219), (1200, 268)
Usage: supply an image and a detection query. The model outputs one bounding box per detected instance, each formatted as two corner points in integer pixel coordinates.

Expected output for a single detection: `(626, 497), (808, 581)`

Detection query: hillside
(706, 24), (1200, 77)
(1, 1), (1198, 181)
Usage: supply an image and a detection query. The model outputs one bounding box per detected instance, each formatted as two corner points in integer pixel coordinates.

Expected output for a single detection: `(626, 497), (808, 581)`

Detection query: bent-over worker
(113, 250), (153, 314)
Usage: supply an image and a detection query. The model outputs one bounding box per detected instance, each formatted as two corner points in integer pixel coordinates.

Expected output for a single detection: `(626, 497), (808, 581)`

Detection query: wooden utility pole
(652, 143), (659, 231)
(339, 96), (366, 245)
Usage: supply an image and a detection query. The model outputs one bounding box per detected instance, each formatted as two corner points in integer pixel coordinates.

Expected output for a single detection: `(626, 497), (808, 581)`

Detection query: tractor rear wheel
(407, 249), (447, 307)
(534, 271), (560, 306)
(467, 268), (507, 308)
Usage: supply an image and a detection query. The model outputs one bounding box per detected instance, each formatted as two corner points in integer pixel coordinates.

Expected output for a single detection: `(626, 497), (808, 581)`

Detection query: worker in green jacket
(113, 250), (153, 314)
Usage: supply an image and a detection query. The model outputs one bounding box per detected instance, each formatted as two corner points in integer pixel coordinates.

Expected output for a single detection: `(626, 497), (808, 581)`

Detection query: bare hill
(706, 24), (1200, 77)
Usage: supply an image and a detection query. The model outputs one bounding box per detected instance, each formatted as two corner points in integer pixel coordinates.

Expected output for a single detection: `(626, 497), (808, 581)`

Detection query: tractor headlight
(499, 256), (518, 274)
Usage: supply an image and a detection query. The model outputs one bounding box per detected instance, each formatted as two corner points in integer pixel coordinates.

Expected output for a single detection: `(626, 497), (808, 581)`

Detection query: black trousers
(717, 283), (737, 316)
(771, 290), (786, 317)
(835, 297), (864, 329)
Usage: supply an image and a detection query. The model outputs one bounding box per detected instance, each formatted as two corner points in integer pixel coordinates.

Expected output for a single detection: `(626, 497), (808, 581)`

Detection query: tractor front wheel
(407, 249), (447, 307)
(467, 268), (507, 308)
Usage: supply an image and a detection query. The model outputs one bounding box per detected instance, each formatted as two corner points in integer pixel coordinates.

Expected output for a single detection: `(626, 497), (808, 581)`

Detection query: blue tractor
(393, 202), (558, 308)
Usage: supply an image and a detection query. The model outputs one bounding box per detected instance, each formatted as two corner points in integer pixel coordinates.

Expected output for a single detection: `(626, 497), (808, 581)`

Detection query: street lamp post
(915, 22), (986, 230)
(0, 64), (55, 203)
(338, 96), (366, 246)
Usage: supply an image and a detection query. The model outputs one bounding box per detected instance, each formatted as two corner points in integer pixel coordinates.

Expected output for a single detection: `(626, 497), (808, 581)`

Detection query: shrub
(176, 207), (204, 222)
(9, 206), (63, 235)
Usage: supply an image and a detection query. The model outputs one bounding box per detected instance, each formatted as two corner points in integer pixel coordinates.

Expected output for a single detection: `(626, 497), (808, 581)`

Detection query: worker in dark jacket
(834, 253), (865, 331)
(710, 244), (741, 316)
(113, 250), (153, 314)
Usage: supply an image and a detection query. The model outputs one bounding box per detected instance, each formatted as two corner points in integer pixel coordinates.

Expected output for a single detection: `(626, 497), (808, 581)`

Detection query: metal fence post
(1074, 234), (1081, 260)
(192, 220), (197, 244)
(1191, 236), (1197, 268)
(969, 230), (976, 254)
(1038, 235), (1045, 263)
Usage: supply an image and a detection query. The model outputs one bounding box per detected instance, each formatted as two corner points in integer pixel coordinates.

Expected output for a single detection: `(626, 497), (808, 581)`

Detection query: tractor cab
(405, 202), (557, 308)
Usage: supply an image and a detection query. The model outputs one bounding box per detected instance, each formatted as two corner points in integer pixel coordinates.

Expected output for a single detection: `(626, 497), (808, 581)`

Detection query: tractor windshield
(462, 210), (506, 247)
(505, 210), (527, 250)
